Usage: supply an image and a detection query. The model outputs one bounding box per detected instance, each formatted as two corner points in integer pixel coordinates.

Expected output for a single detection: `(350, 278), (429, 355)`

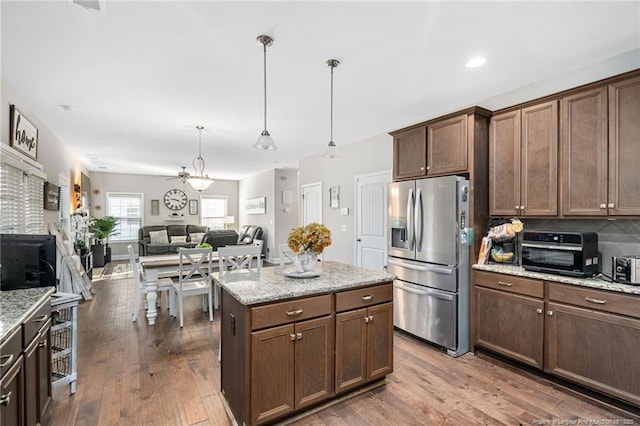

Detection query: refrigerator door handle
(394, 281), (455, 301)
(387, 258), (453, 275)
(407, 188), (414, 250)
(415, 187), (423, 252)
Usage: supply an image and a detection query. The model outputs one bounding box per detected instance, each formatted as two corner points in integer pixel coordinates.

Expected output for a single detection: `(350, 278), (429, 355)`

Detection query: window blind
(0, 163), (24, 233)
(25, 174), (44, 234)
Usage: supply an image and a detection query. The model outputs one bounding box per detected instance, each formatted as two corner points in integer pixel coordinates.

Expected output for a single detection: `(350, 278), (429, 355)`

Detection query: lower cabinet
(24, 320), (52, 426)
(0, 354), (25, 426)
(335, 302), (394, 393)
(250, 315), (334, 425)
(474, 270), (640, 408)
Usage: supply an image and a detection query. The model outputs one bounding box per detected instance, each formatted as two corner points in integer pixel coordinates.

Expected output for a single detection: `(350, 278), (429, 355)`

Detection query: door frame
(353, 169), (392, 269)
(300, 181), (323, 226)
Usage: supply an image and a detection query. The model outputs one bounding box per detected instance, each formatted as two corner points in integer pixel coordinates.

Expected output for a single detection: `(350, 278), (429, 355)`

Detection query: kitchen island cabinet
(215, 262), (394, 426)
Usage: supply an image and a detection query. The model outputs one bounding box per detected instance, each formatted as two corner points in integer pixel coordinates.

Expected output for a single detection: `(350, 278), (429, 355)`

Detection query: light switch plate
(340, 208), (349, 216)
(341, 224), (347, 232)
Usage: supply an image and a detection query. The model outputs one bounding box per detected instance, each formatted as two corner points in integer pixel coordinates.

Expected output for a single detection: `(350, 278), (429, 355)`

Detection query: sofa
(138, 224), (208, 256)
(201, 225), (264, 253)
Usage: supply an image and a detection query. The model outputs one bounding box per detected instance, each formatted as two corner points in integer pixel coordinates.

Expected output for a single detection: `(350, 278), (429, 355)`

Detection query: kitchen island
(213, 261), (395, 426)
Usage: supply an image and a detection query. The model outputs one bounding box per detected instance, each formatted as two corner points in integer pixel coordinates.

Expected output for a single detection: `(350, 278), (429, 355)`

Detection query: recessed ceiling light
(465, 57), (487, 68)
(58, 104), (74, 112)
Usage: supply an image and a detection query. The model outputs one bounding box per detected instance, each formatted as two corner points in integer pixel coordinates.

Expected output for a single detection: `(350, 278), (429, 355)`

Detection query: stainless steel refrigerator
(386, 175), (471, 357)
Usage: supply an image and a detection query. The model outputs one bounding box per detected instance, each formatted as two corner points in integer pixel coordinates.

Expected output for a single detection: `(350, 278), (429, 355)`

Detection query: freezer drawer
(393, 279), (457, 350)
(386, 256), (457, 292)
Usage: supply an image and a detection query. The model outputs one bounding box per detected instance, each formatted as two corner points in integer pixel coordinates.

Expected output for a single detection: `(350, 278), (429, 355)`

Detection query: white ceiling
(2, 1), (639, 180)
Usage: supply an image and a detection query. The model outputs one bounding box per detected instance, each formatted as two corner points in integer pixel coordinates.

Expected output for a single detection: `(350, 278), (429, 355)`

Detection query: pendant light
(253, 35), (277, 150)
(186, 126), (214, 192)
(323, 59), (340, 159)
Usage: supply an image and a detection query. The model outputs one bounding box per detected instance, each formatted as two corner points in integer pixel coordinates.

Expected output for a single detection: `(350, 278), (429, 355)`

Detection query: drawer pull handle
(38, 340), (47, 349)
(0, 354), (14, 368)
(599, 204), (606, 209)
(585, 297), (606, 304)
(547, 311), (553, 316)
(607, 203), (614, 209)
(536, 308), (543, 314)
(296, 333), (302, 340)
(361, 295), (373, 301)
(286, 309), (303, 316)
(34, 314), (49, 323)
(0, 391), (11, 406)
(497, 281), (513, 287)
(290, 334), (296, 341)
(364, 316), (369, 323)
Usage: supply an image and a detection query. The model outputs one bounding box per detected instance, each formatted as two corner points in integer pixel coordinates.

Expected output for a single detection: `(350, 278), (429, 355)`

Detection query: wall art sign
(329, 186), (340, 208)
(245, 197), (266, 214)
(150, 199), (160, 216)
(44, 182), (60, 211)
(9, 105), (38, 160)
(189, 199), (199, 215)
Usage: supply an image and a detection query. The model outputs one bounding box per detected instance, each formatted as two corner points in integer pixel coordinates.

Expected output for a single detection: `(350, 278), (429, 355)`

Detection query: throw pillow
(171, 235), (187, 243)
(149, 230), (169, 245)
(189, 232), (205, 243)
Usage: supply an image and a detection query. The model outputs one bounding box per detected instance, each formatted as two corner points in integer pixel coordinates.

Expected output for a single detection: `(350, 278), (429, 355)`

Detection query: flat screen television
(1, 234), (56, 291)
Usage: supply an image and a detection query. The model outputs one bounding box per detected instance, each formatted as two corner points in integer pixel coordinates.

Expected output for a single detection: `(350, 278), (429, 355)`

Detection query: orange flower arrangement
(287, 223), (332, 254)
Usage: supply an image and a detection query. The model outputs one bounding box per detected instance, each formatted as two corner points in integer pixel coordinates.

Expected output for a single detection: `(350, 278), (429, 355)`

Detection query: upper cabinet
(392, 126), (427, 181)
(490, 100), (558, 217)
(560, 75), (640, 216)
(427, 114), (468, 176)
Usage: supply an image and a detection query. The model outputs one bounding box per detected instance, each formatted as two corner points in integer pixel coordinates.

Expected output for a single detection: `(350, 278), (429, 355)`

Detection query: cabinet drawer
(474, 271), (544, 298)
(23, 301), (51, 345)
(0, 327), (22, 377)
(336, 283), (393, 313)
(251, 294), (332, 331)
(548, 283), (639, 319)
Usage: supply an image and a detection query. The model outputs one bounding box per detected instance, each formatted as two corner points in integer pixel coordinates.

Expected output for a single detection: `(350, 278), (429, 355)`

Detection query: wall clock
(164, 189), (187, 211)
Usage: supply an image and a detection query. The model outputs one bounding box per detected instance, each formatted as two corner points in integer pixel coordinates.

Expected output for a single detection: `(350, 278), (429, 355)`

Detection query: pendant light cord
(263, 43), (268, 132)
(330, 63), (334, 142)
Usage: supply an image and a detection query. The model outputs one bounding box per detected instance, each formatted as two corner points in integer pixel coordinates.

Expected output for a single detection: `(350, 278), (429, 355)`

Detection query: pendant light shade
(323, 59), (340, 159)
(253, 35), (277, 150)
(186, 126), (214, 192)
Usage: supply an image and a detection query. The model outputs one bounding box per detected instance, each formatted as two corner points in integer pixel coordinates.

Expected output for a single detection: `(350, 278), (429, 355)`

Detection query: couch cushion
(149, 230), (169, 245)
(189, 232), (205, 243)
(171, 235), (187, 243)
(166, 225), (187, 237)
(147, 244), (169, 254)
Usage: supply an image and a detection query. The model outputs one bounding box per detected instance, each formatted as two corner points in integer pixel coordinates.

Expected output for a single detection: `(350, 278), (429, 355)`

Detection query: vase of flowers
(287, 223), (332, 272)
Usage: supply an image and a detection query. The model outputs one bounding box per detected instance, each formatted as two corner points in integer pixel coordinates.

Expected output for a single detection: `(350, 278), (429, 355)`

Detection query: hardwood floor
(44, 274), (639, 425)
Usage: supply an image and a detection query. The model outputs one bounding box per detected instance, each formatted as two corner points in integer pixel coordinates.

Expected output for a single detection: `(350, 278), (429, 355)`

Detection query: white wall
(1, 82), (88, 228)
(239, 169), (276, 257)
(298, 134), (392, 265)
(274, 168), (300, 251)
(90, 172), (239, 255)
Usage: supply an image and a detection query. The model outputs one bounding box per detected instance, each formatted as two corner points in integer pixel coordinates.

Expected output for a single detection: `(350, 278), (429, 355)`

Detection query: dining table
(138, 252), (219, 325)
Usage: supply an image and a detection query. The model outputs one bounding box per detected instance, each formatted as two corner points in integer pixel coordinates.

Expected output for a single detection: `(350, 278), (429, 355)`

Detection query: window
(0, 162), (44, 234)
(200, 196), (227, 230)
(107, 193), (143, 241)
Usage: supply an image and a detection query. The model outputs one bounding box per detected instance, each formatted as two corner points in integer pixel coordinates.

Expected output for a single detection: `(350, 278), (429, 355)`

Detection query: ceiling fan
(166, 166), (191, 184)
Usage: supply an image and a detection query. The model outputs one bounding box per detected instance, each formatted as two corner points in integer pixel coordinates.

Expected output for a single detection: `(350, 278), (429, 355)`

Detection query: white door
(355, 170), (392, 271)
(301, 182), (322, 226)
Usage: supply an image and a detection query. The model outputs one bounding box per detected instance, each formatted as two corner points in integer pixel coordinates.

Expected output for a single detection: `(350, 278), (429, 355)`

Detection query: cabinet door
(24, 337), (38, 426)
(546, 302), (640, 406)
(251, 324), (295, 425)
(335, 308), (367, 394)
(475, 287), (544, 369)
(427, 114), (468, 175)
(393, 127), (427, 181)
(608, 75), (640, 215)
(366, 302), (393, 381)
(36, 326), (52, 422)
(0, 355), (24, 426)
(521, 100), (558, 216)
(560, 87), (608, 216)
(489, 110), (521, 216)
(294, 316), (334, 410)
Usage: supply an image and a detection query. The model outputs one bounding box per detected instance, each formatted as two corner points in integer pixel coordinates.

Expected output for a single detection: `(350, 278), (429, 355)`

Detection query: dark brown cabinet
(0, 354), (24, 426)
(24, 321), (52, 426)
(392, 126), (427, 181)
(490, 100), (558, 216)
(427, 114), (468, 176)
(335, 285), (393, 394)
(250, 315), (334, 425)
(474, 271), (545, 369)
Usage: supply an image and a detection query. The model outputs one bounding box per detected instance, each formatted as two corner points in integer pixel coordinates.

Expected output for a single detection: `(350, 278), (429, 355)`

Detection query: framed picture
(9, 105), (38, 160)
(245, 197), (266, 214)
(150, 199), (160, 216)
(329, 186), (340, 208)
(43, 182), (60, 211)
(189, 199), (198, 215)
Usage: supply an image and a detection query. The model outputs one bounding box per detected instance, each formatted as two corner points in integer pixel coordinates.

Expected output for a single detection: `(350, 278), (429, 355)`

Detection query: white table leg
(146, 268), (159, 325)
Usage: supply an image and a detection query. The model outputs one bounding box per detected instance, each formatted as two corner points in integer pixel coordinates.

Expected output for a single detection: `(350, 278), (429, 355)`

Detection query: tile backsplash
(524, 218), (640, 278)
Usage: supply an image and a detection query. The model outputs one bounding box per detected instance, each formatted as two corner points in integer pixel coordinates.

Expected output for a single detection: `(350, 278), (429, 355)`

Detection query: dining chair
(278, 243), (296, 267)
(171, 247), (214, 328)
(216, 244), (263, 361)
(127, 245), (174, 322)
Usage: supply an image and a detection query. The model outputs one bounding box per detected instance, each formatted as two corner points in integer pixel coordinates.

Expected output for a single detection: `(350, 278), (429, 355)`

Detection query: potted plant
(90, 216), (119, 266)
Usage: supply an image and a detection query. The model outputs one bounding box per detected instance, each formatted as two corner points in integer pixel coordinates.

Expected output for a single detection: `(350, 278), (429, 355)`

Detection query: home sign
(10, 104), (39, 160)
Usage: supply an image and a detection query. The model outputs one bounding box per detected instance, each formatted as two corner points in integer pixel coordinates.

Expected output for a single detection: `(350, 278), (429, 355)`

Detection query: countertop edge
(1, 287), (56, 343)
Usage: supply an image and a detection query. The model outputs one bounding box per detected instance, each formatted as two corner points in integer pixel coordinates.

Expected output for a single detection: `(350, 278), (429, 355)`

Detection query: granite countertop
(213, 261), (396, 305)
(473, 263), (640, 296)
(0, 287), (56, 342)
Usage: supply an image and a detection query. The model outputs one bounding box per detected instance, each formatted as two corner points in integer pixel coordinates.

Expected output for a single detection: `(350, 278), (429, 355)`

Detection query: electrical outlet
(341, 224), (347, 232)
